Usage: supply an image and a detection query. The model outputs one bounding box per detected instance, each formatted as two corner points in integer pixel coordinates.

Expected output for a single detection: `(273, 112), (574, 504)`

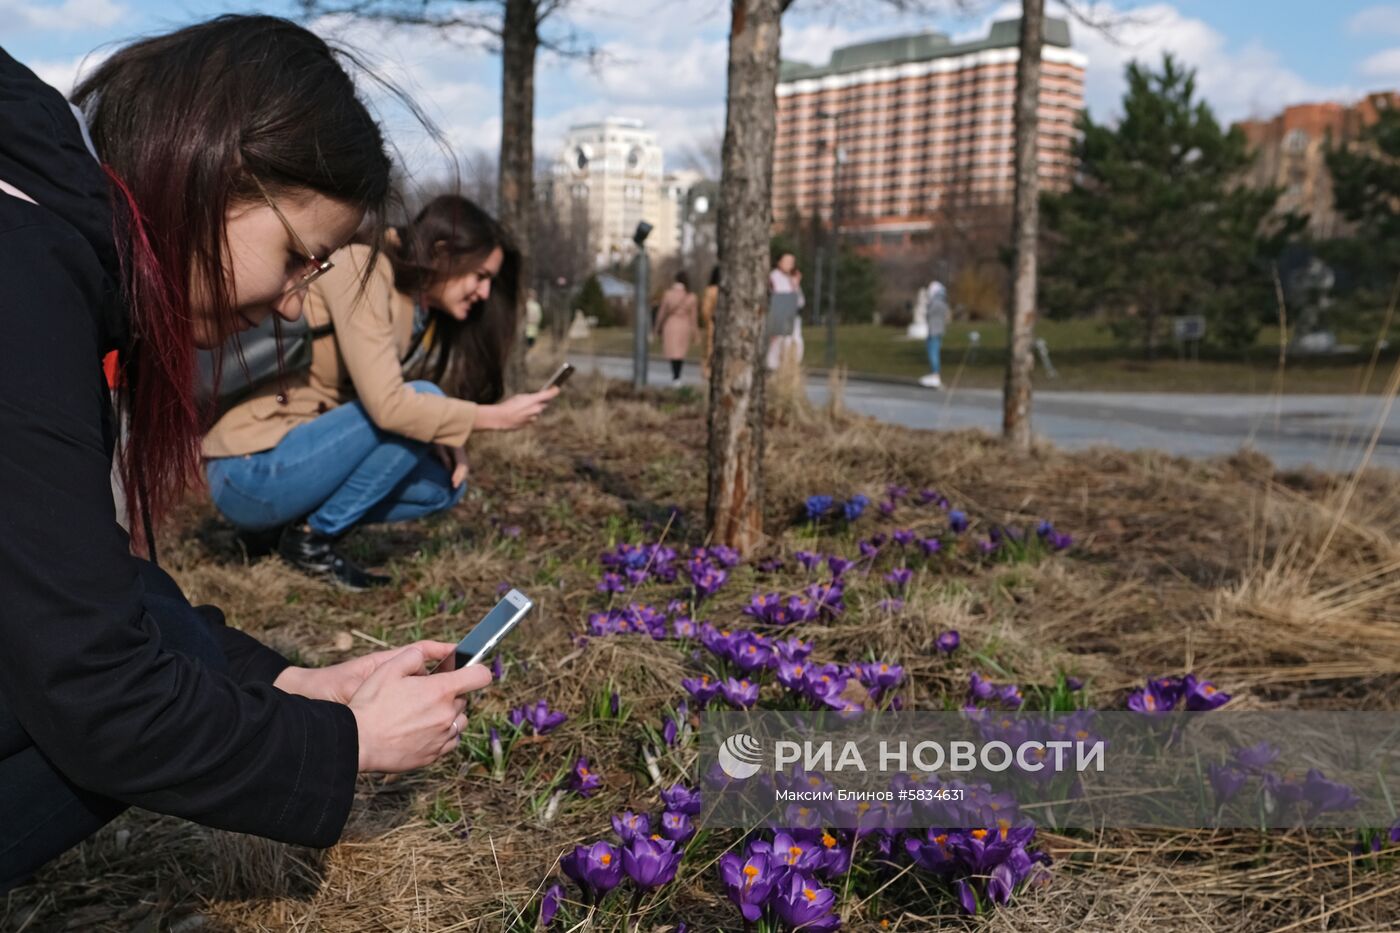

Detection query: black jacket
(0, 47), (357, 848)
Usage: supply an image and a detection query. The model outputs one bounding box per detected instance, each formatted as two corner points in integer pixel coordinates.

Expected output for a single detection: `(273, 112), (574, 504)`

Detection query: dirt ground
(5, 371), (1399, 932)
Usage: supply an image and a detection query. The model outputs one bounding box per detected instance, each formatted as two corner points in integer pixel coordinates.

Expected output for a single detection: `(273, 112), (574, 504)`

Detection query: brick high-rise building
(1235, 92), (1399, 239)
(773, 18), (1086, 250)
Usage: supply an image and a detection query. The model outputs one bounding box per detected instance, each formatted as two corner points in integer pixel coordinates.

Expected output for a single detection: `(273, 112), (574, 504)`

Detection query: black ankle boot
(277, 524), (391, 591)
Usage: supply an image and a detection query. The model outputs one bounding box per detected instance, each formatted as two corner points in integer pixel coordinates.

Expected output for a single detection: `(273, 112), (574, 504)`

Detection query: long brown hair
(387, 195), (519, 404)
(73, 15), (393, 539)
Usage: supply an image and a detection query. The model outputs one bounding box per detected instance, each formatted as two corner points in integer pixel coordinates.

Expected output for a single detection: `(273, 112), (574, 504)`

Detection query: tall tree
(1325, 105), (1400, 328)
(299, 0), (585, 393)
(707, 0), (791, 553)
(1040, 56), (1292, 354)
(707, 0), (944, 553)
(1002, 0), (1043, 453)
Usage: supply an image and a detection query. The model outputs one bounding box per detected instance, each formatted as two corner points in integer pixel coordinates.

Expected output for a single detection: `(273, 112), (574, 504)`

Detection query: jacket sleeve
(320, 249), (477, 447)
(0, 222), (357, 848)
(137, 560), (291, 685)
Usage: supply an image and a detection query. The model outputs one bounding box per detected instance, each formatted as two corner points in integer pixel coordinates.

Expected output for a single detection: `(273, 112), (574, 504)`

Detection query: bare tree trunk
(499, 0), (537, 394)
(1003, 0), (1043, 452)
(706, 0), (785, 553)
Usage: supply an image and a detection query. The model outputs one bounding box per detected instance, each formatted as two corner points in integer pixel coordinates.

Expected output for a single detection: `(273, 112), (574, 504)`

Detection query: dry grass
(5, 371), (1399, 932)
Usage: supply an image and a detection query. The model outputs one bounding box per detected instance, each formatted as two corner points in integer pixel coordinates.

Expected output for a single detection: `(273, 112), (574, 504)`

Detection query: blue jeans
(925, 334), (943, 374)
(206, 381), (467, 537)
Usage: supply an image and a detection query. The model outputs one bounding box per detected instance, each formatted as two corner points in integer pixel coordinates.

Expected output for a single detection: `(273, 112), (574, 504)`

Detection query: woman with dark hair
(0, 17), (492, 892)
(653, 269), (698, 386)
(203, 195), (557, 589)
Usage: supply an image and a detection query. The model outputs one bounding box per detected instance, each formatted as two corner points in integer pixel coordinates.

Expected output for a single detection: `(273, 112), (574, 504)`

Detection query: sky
(7, 0), (1400, 179)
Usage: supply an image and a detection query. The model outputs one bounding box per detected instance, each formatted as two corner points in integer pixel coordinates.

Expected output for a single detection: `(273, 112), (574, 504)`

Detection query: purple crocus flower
(795, 550), (822, 572)
(1127, 681), (1176, 715)
(968, 672), (998, 703)
(672, 616), (698, 639)
(731, 634), (773, 672)
(561, 840), (622, 897)
(1389, 819), (1400, 844)
(662, 717), (679, 748)
(827, 556), (853, 578)
(1208, 763), (1249, 805)
(597, 573), (626, 594)
(892, 529), (916, 547)
(1065, 676), (1084, 692)
(540, 882), (563, 926)
(718, 850), (777, 923)
(884, 567), (913, 591)
(1047, 531), (1073, 551)
(858, 539), (881, 560)
(682, 674), (721, 709)
(1181, 674), (1231, 711)
(771, 872), (841, 931)
(689, 560), (729, 601)
(609, 692), (621, 717)
(1233, 741), (1280, 772)
(777, 658), (813, 692)
(757, 557), (785, 574)
(887, 484), (910, 501)
(490, 655), (505, 681)
(569, 757), (602, 797)
(853, 661), (905, 695)
(919, 537), (942, 557)
(612, 810), (651, 843)
(660, 784), (703, 815)
(954, 878), (980, 914)
(521, 699), (568, 735)
(805, 496), (835, 521)
(877, 499), (896, 517)
(876, 598), (905, 614)
(1302, 769), (1362, 817)
(843, 494), (870, 522)
(774, 636), (814, 662)
(936, 630), (961, 653)
(621, 835), (683, 889)
(659, 810), (695, 843)
(720, 677), (760, 709)
(948, 509), (969, 534)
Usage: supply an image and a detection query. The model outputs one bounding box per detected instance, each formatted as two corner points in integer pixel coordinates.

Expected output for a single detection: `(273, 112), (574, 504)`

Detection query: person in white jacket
(767, 252), (805, 370)
(919, 280), (950, 389)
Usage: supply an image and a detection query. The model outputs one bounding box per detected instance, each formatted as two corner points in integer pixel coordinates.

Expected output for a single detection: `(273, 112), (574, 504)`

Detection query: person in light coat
(654, 270), (698, 386)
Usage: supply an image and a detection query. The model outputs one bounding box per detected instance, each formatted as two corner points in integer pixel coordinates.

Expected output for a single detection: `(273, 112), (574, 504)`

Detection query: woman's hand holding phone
(476, 387), (559, 432)
(348, 645), (492, 773)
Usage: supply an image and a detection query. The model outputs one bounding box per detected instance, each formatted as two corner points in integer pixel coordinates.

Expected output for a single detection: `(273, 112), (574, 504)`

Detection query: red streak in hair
(103, 164), (200, 552)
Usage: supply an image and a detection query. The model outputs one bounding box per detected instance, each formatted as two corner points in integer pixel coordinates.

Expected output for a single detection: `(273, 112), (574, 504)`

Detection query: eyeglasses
(252, 176), (335, 296)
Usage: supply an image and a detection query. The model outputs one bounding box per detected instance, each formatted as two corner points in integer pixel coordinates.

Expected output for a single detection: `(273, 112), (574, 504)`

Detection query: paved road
(580, 355), (1400, 472)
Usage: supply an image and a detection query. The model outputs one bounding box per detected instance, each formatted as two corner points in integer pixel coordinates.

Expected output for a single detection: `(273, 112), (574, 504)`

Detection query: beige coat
(202, 244), (477, 459)
(654, 285), (697, 361)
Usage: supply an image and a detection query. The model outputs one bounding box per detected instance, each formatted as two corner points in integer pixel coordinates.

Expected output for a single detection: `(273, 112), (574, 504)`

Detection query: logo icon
(717, 732), (764, 779)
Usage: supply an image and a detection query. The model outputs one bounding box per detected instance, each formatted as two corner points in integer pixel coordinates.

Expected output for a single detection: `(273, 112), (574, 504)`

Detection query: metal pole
(633, 249), (650, 388)
(826, 141), (844, 369)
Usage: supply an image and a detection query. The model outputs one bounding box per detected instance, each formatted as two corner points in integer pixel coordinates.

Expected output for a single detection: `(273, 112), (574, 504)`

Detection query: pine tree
(1325, 105), (1400, 325)
(1041, 55), (1292, 355)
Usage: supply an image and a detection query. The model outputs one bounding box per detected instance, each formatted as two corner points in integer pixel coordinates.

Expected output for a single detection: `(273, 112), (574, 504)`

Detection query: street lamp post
(632, 221), (653, 388)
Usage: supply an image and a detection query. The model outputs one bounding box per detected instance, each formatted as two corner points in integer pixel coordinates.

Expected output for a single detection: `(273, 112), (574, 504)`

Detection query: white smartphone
(540, 362), (575, 392)
(437, 589), (533, 671)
